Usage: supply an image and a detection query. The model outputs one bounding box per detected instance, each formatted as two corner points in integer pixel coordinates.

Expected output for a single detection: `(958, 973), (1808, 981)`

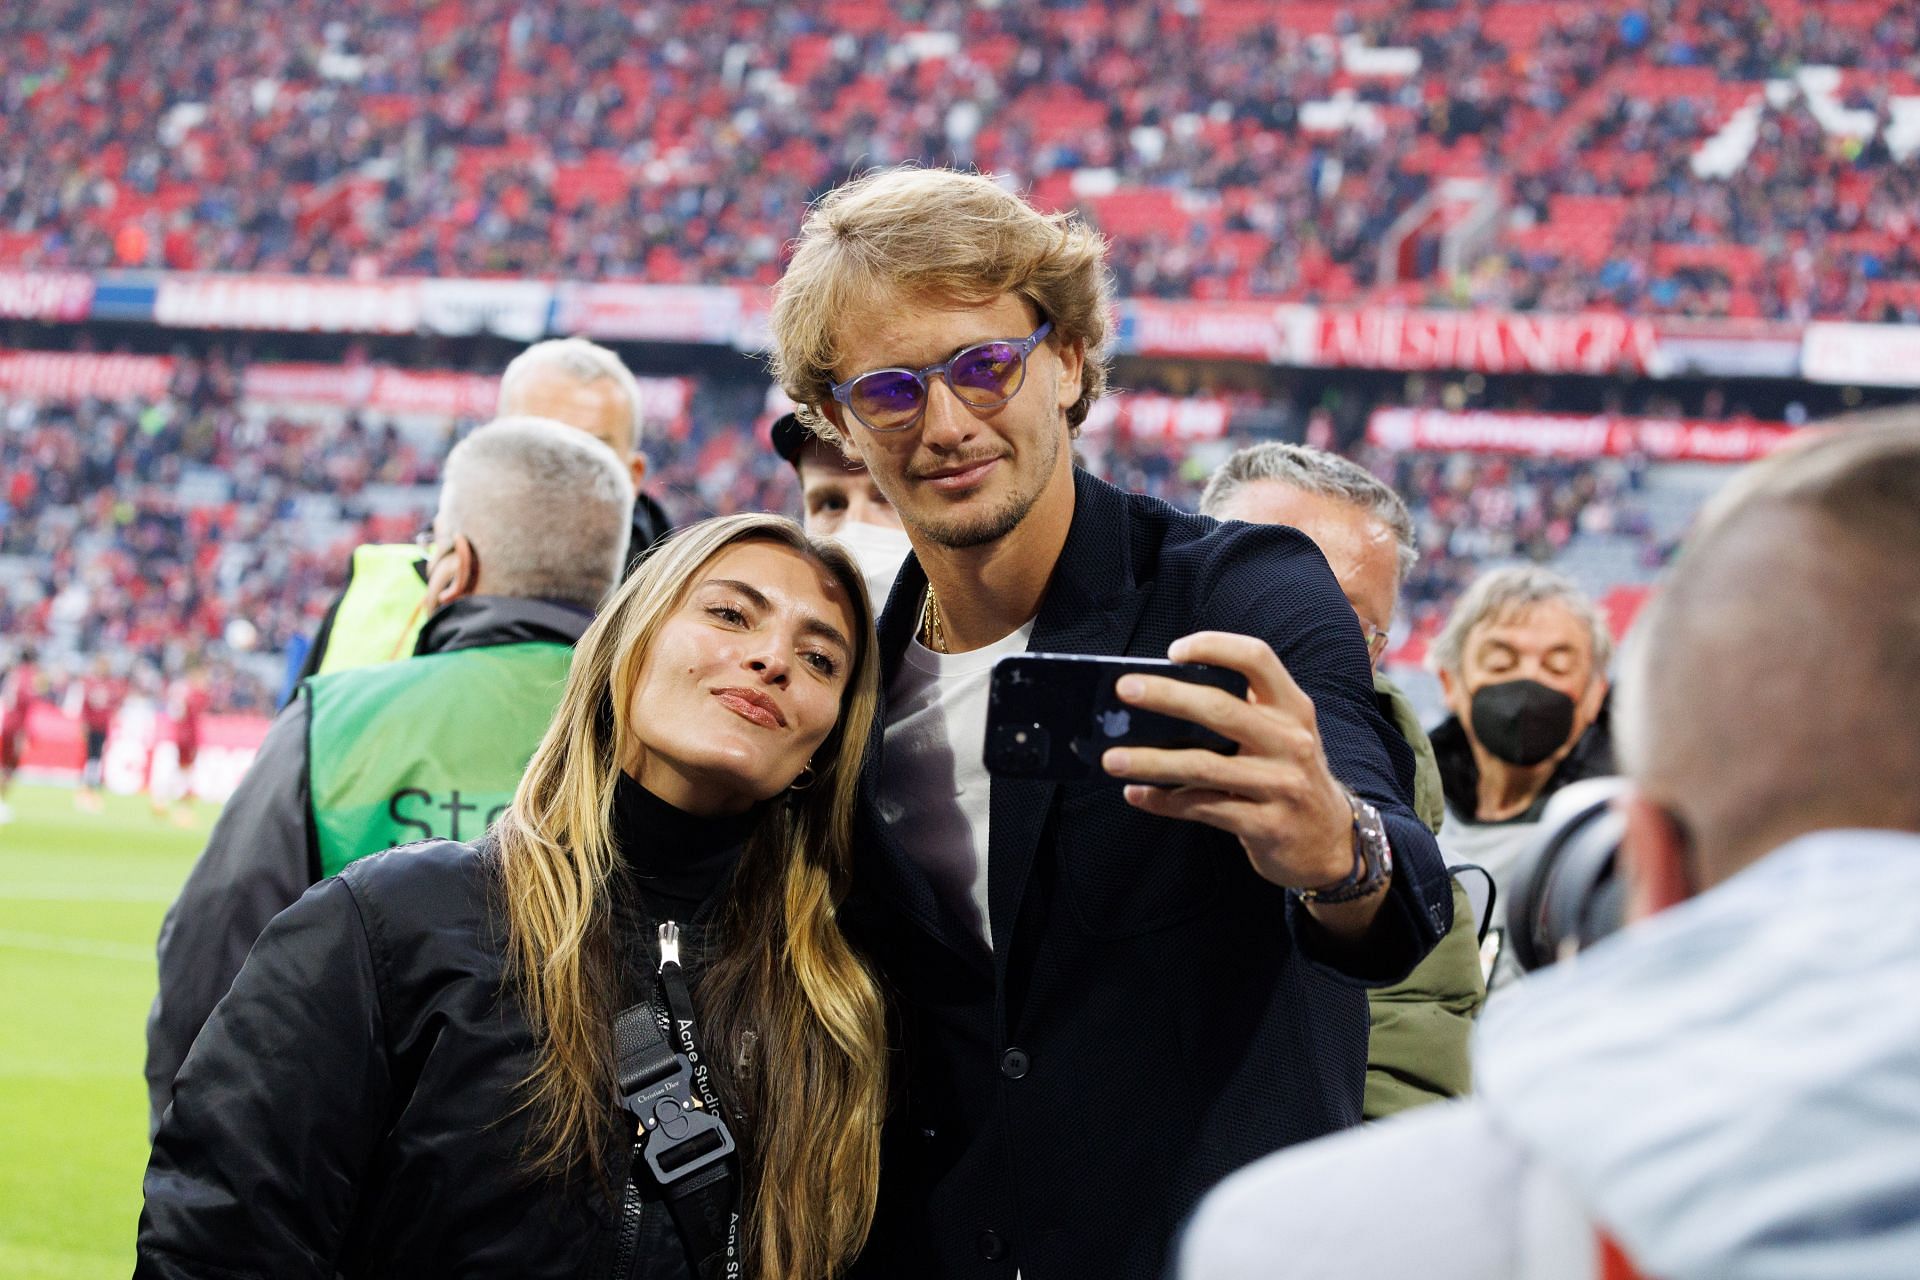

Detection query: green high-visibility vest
(315, 544), (433, 677)
(306, 640), (574, 877)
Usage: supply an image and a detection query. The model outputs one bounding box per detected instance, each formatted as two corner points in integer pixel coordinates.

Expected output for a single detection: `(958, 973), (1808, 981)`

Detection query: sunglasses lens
(850, 370), (926, 430)
(948, 341), (1025, 405)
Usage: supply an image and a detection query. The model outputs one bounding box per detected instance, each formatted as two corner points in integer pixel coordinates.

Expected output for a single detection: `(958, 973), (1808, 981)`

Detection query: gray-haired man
(1429, 567), (1614, 914)
(1202, 442), (1483, 1118)
(146, 417), (634, 1130)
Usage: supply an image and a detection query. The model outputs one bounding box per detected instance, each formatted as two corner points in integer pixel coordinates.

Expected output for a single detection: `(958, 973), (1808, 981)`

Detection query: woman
(138, 514), (888, 1280)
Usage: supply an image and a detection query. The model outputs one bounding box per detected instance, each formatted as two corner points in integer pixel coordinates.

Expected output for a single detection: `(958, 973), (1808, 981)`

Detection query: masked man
(1430, 567), (1611, 982)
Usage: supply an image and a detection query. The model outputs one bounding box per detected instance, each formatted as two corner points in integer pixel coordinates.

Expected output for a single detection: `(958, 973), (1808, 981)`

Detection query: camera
(1504, 777), (1631, 974)
(987, 722), (1052, 776)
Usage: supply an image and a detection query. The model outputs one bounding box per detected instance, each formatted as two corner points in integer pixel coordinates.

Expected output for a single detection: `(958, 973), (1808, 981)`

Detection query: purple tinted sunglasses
(830, 320), (1053, 433)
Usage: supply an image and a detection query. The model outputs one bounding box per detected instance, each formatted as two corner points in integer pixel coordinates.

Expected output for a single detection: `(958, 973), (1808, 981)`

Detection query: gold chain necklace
(919, 584), (949, 654)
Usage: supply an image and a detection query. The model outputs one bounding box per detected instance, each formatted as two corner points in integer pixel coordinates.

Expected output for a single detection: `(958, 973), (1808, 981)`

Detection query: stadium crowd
(4, 0), (1920, 319)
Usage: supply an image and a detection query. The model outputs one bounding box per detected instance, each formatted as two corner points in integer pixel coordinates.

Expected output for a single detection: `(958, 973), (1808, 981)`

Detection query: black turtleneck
(609, 771), (757, 926)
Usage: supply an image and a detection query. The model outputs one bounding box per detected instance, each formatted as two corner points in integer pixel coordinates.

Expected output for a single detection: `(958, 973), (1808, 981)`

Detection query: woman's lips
(713, 688), (785, 729)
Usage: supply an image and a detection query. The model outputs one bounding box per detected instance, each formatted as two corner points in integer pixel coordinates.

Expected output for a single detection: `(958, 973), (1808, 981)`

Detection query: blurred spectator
(770, 410), (908, 606)
(0, 644), (40, 823)
(74, 653), (123, 811)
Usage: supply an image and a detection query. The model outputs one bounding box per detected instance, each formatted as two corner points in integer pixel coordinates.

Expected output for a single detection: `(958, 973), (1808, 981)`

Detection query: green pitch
(0, 783), (214, 1280)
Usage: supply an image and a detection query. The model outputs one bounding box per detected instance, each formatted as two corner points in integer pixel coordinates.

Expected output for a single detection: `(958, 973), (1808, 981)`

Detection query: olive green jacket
(1363, 672), (1487, 1119)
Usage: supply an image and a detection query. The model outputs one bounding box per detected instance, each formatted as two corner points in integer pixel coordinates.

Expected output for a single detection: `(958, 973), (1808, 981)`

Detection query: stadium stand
(4, 0), (1919, 319)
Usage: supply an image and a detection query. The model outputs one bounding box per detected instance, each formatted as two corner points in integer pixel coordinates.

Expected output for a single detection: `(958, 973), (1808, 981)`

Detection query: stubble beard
(911, 417), (1065, 550)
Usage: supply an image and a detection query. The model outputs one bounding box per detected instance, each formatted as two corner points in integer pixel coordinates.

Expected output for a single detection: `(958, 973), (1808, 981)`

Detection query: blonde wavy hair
(770, 165), (1115, 441)
(492, 512), (886, 1280)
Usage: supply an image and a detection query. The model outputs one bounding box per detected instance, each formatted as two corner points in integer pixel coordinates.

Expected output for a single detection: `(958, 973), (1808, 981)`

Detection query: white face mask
(828, 520), (916, 615)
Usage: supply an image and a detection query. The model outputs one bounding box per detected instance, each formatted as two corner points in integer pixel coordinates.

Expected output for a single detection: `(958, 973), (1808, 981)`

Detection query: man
(770, 167), (1449, 1280)
(1201, 442), (1484, 1119)
(498, 336), (672, 559)
(1177, 422), (1920, 1280)
(75, 656), (124, 813)
(1430, 567), (1613, 928)
(151, 664), (211, 825)
(0, 645), (39, 824)
(298, 337), (667, 680)
(146, 417), (632, 1128)
(771, 409), (911, 605)
(1200, 444), (1438, 828)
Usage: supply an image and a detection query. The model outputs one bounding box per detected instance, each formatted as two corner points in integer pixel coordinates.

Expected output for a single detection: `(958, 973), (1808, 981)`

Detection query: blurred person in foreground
(140, 514), (888, 1280)
(145, 417), (632, 1128)
(771, 167), (1449, 1280)
(1178, 422), (1920, 1280)
(1201, 442), (1484, 1119)
(1430, 565), (1613, 960)
(298, 337), (671, 681)
(771, 409), (911, 606)
(0, 645), (39, 824)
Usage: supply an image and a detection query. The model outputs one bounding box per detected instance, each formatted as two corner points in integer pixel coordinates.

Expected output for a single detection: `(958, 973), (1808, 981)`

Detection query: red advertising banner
(1367, 407), (1796, 462)
(0, 272), (95, 321)
(1317, 309), (1657, 375)
(154, 274), (423, 333)
(15, 703), (269, 803)
(0, 349), (175, 400)
(1121, 301), (1663, 375)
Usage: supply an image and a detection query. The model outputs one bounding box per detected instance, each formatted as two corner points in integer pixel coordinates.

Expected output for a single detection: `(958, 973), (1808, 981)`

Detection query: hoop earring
(789, 761), (817, 792)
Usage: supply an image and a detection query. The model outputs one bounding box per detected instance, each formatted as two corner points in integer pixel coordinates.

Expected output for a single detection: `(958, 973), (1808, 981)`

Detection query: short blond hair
(770, 167), (1114, 442)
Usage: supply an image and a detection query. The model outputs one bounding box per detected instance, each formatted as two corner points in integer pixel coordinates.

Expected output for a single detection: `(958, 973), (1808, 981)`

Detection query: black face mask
(1470, 678), (1577, 767)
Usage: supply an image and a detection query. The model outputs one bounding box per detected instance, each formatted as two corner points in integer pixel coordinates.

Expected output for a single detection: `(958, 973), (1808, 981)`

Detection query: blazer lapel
(987, 472), (1151, 958)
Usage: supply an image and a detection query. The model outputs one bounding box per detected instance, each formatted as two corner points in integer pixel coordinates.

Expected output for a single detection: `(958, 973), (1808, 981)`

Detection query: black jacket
(629, 490), (675, 570)
(848, 471), (1451, 1280)
(145, 595), (593, 1129)
(138, 784), (752, 1279)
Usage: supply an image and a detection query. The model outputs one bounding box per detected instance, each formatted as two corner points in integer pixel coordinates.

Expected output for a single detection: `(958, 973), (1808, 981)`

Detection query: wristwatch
(1293, 786), (1394, 905)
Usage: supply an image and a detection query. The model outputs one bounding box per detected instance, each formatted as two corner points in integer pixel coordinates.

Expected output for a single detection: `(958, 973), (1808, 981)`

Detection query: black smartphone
(983, 653), (1250, 783)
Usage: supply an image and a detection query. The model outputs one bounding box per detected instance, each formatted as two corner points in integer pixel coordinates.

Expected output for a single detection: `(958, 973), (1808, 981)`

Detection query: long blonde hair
(492, 513), (887, 1279)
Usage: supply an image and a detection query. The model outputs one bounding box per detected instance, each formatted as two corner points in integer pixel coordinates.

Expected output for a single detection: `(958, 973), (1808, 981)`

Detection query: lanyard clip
(657, 920), (681, 971)
(626, 1053), (738, 1185)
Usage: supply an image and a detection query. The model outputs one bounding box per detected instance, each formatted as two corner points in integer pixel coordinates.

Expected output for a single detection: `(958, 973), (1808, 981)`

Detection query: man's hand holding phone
(1100, 631), (1391, 939)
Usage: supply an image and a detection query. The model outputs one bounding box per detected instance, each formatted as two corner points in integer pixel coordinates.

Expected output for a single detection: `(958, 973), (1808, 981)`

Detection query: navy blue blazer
(849, 469), (1450, 1280)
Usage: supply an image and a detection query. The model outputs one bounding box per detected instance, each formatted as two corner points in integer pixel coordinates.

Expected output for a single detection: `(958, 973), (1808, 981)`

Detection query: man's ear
(1437, 666), (1469, 721)
(1054, 338), (1085, 412)
(628, 453), (648, 489)
(1621, 791), (1695, 922)
(428, 534), (479, 607)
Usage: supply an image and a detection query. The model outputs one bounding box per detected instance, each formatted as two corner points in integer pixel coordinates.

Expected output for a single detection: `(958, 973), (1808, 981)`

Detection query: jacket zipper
(610, 1141), (645, 1279)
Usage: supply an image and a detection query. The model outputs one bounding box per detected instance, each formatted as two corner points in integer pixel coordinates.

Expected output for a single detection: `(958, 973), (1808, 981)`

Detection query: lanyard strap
(611, 921), (741, 1279)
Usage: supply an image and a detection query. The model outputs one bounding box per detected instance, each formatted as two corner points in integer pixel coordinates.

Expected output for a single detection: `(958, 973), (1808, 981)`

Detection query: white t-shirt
(878, 618), (1036, 948)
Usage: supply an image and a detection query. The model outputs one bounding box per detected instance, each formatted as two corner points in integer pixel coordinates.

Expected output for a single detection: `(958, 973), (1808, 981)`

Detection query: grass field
(0, 783), (214, 1280)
